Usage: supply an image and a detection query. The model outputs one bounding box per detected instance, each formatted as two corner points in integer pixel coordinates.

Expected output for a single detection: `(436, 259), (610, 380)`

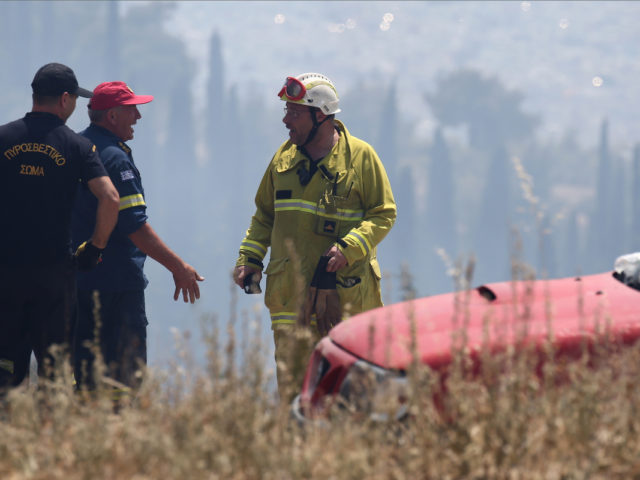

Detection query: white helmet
(278, 72), (341, 115)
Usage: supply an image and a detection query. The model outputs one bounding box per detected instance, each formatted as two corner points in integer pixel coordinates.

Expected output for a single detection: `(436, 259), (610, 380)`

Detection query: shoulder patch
(92, 144), (96, 152)
(120, 170), (135, 181)
(118, 142), (131, 154)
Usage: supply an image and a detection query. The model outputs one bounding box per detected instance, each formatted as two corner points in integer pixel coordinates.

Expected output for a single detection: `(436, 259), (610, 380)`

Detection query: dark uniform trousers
(73, 289), (147, 391)
(0, 260), (76, 389)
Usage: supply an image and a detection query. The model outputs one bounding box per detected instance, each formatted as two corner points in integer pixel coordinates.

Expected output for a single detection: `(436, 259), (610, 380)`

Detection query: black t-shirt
(0, 112), (107, 266)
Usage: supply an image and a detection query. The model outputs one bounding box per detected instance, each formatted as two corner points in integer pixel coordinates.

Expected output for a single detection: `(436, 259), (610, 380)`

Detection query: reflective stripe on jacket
(236, 120), (396, 325)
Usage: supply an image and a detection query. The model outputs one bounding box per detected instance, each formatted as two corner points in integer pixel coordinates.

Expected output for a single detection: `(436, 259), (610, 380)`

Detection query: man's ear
(314, 109), (328, 122)
(107, 108), (117, 124)
(59, 92), (71, 109)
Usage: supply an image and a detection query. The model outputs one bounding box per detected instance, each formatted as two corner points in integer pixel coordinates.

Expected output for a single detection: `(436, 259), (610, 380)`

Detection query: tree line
(2, 1), (635, 325)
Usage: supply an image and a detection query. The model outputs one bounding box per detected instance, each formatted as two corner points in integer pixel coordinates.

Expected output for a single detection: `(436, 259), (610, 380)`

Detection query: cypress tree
(630, 145), (640, 250)
(206, 31), (226, 165)
(588, 119), (612, 272)
(160, 74), (198, 252)
(474, 145), (511, 284)
(376, 84), (398, 174)
(562, 210), (581, 276)
(423, 128), (457, 294)
(374, 83), (411, 292)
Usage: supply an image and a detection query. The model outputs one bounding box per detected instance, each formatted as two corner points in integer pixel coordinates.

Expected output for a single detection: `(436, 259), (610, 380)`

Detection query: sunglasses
(277, 76), (306, 101)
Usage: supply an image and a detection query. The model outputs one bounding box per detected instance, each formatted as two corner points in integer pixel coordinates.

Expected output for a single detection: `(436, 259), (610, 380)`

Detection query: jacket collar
(85, 123), (131, 154)
(275, 120), (351, 173)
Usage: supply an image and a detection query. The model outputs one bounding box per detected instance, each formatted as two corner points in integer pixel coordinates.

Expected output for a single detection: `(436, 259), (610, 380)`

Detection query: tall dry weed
(3, 248), (640, 479)
(1, 307), (640, 479)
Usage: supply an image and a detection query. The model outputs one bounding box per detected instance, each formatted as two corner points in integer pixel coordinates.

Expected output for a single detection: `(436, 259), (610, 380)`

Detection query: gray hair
(88, 107), (107, 123)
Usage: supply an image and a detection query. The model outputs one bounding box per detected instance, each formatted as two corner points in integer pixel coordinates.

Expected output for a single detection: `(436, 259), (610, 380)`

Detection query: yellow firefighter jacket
(236, 120), (396, 327)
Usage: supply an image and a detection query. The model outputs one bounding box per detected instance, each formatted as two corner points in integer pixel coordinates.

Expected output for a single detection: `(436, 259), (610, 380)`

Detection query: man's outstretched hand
(173, 263), (204, 303)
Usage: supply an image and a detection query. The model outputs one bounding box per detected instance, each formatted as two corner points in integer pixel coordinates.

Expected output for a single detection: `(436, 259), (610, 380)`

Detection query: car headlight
(337, 359), (409, 421)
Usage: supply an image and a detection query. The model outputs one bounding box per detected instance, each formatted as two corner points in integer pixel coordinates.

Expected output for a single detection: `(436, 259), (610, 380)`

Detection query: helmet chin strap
(301, 108), (331, 147)
(296, 109), (335, 186)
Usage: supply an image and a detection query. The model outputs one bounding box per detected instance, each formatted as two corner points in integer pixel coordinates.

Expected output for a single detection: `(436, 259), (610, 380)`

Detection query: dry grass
(2, 309), (640, 480)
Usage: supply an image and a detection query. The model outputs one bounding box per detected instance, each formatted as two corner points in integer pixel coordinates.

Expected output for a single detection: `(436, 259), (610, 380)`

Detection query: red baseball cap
(88, 81), (153, 110)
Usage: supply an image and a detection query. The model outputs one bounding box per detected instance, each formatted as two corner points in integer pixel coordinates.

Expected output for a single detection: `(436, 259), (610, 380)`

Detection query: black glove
(301, 256), (342, 335)
(74, 241), (103, 271)
(243, 272), (262, 294)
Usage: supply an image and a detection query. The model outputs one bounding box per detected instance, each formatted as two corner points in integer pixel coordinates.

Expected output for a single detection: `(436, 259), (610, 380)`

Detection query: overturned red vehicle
(292, 268), (640, 422)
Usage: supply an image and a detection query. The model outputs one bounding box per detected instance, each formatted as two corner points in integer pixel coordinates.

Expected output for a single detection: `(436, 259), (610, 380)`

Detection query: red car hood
(328, 272), (640, 370)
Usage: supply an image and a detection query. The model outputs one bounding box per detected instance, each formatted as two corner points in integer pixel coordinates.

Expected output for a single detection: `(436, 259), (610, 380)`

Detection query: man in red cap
(72, 81), (204, 393)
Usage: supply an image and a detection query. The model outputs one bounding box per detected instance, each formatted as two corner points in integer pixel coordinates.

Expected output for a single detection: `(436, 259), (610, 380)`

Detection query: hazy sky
(133, 1), (640, 155)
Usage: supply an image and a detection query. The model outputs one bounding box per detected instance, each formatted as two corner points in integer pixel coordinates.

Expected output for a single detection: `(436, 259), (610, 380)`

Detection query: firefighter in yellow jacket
(234, 73), (396, 398)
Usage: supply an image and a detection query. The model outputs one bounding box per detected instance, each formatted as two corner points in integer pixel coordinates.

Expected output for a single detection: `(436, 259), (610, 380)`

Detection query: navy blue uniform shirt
(72, 124), (148, 291)
(0, 112), (106, 266)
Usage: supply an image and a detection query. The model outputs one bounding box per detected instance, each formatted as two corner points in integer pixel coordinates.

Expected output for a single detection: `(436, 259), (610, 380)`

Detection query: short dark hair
(32, 92), (61, 106)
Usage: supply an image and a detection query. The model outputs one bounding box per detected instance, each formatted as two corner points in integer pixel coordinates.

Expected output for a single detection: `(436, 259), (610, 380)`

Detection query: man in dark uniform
(72, 81), (204, 392)
(0, 63), (120, 392)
